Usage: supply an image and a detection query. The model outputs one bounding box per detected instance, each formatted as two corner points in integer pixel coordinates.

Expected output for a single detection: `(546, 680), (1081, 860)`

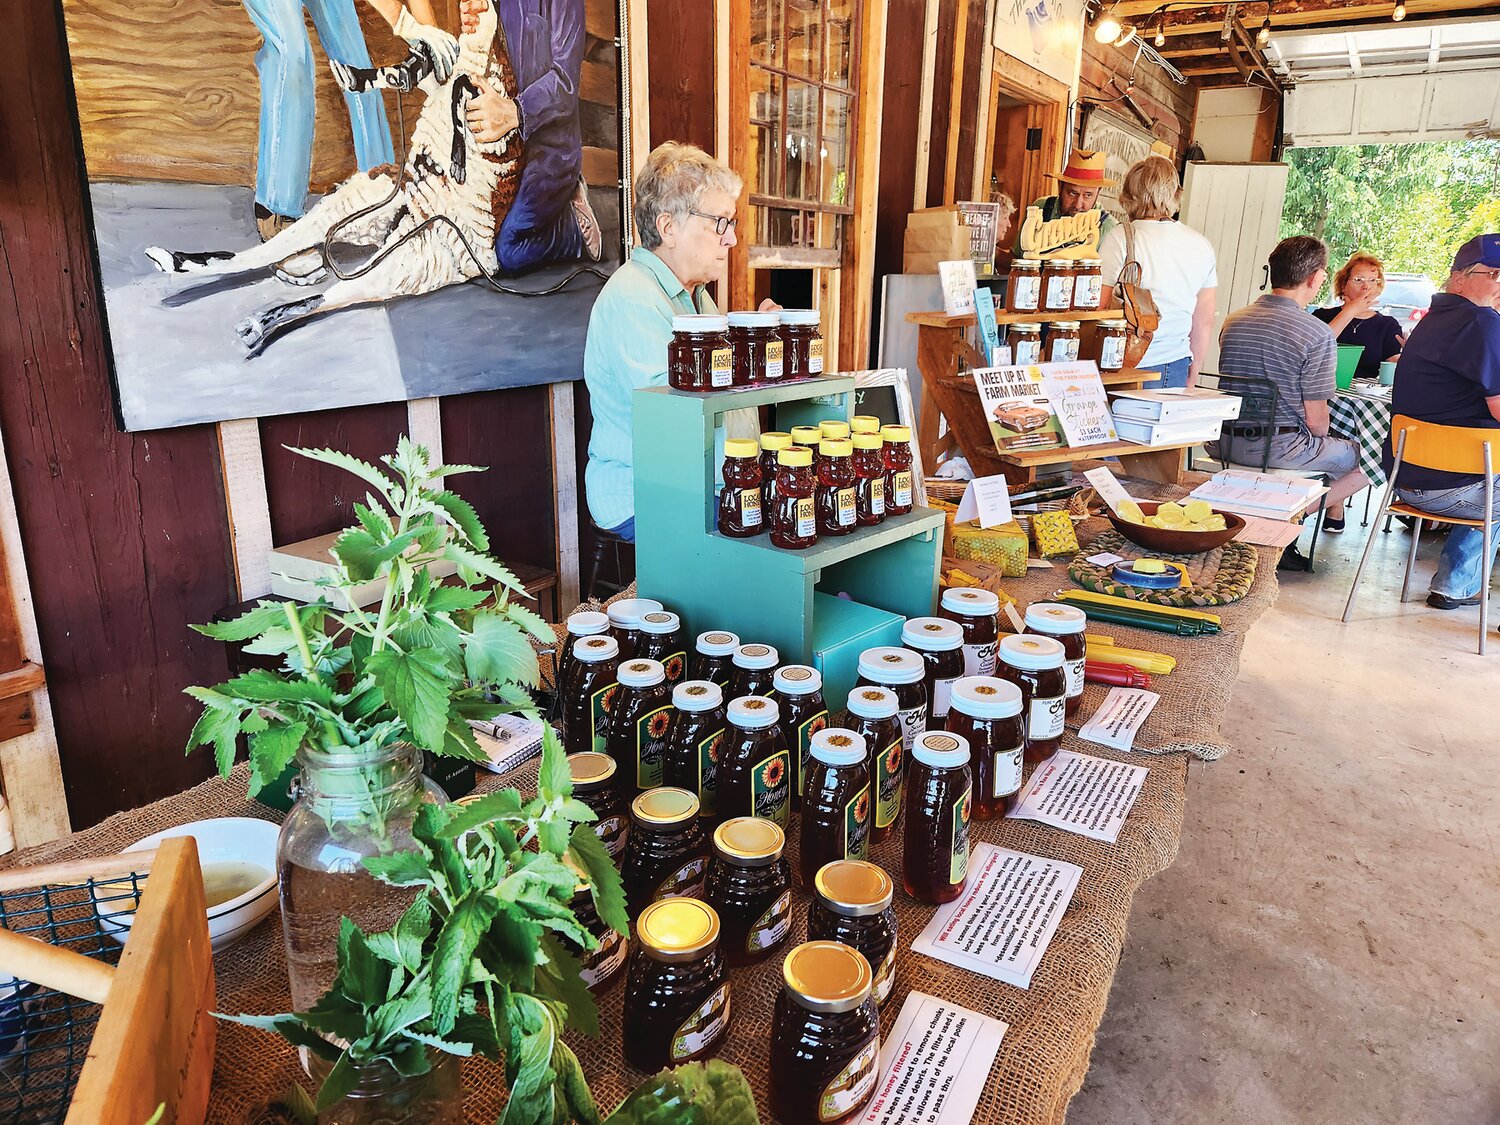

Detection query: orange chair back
(1390, 415), (1497, 475)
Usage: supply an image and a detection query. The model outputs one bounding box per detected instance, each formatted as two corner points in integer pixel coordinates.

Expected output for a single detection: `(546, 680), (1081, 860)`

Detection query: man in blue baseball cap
(1382, 233), (1500, 611)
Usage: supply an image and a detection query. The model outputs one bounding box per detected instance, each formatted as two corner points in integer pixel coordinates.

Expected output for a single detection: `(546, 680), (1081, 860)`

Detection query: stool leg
(1399, 518), (1422, 602)
(1362, 485), (1373, 527)
(584, 534), (608, 602)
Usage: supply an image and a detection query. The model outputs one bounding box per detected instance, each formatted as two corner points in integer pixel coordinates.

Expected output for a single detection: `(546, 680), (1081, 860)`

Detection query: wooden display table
(907, 309), (1194, 486)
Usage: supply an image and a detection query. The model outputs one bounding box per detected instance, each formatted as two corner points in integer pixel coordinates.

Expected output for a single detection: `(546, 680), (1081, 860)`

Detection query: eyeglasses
(689, 209), (738, 237)
(1465, 266), (1500, 281)
(1348, 276), (1382, 285)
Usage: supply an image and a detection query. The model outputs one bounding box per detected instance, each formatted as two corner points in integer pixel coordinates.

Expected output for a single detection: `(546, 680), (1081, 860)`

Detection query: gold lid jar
(636, 897), (721, 962)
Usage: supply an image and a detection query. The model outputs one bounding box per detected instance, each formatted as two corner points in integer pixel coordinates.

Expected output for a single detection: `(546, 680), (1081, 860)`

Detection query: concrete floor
(1071, 506), (1500, 1124)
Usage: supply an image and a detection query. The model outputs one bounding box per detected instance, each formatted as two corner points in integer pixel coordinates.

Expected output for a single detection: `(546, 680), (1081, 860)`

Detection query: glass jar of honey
(790, 425), (823, 450)
(998, 634), (1066, 765)
(946, 677), (1024, 820)
(663, 681), (727, 821)
(556, 610), (608, 731)
(562, 635), (619, 757)
(1042, 258), (1076, 312)
(606, 657), (673, 794)
(807, 860), (897, 1007)
(771, 664), (828, 807)
(760, 432), (792, 515)
(851, 433), (886, 527)
(1072, 258), (1103, 310)
(691, 630), (740, 689)
(705, 817), (792, 966)
(638, 610), (687, 684)
(771, 447), (818, 550)
(622, 788), (709, 918)
(1009, 322), (1043, 365)
(566, 863), (630, 993)
(607, 598), (664, 661)
(902, 731), (973, 905)
(717, 696), (792, 828)
(570, 750), (629, 859)
(729, 643), (780, 700)
(880, 425), (914, 516)
(1023, 602), (1087, 716)
(837, 686), (903, 845)
(1045, 320), (1081, 363)
(623, 898), (731, 1071)
(816, 439), (857, 538)
(780, 309), (824, 379)
(771, 942), (880, 1125)
(819, 420), (851, 442)
(855, 647), (928, 755)
(939, 587), (1000, 677)
(728, 310), (783, 385)
(849, 415), (880, 435)
(668, 314), (733, 392)
(1006, 257), (1043, 313)
(901, 617), (964, 730)
(1096, 318), (1129, 371)
(799, 728), (872, 888)
(718, 438), (764, 538)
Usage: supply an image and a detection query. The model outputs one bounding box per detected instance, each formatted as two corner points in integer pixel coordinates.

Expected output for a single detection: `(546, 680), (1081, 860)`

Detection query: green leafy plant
(184, 439), (550, 792)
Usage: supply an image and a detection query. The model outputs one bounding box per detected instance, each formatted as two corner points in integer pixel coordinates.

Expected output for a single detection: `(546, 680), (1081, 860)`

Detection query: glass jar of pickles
(668, 314), (732, 392)
(807, 859), (897, 1006)
(623, 898), (731, 1071)
(705, 817), (792, 966)
(771, 942), (881, 1125)
(622, 787), (709, 918)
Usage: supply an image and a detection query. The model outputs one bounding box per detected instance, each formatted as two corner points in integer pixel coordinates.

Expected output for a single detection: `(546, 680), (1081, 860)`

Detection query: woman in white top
(1098, 156), (1217, 389)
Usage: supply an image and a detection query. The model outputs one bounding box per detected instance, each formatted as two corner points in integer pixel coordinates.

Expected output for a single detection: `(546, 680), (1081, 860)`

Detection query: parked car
(1379, 273), (1438, 337)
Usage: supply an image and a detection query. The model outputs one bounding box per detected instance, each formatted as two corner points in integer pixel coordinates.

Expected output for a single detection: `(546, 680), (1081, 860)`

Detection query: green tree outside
(1279, 140), (1500, 301)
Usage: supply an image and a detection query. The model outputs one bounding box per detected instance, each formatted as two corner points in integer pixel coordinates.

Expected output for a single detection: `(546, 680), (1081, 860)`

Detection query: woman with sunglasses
(1312, 253), (1406, 381)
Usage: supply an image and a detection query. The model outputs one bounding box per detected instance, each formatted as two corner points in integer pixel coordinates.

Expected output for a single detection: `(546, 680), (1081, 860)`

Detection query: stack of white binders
(1108, 387), (1243, 447)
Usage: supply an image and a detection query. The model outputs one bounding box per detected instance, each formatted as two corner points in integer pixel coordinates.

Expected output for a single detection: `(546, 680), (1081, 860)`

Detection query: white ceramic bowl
(102, 817), (280, 953)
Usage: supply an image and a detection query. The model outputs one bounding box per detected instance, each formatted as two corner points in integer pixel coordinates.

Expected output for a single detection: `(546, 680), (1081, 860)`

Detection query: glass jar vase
(278, 743), (445, 1012)
(312, 1050), (463, 1124)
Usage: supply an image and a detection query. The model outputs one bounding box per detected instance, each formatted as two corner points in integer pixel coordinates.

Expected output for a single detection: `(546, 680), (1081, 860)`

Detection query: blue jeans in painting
(243, 0), (395, 218)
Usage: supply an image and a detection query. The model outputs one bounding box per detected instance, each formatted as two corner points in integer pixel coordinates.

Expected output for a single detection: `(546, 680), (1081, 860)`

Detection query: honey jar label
(1012, 276), (1040, 310)
(747, 890), (791, 954)
(751, 749), (791, 826)
(765, 339), (785, 381)
(795, 710), (829, 796)
(595, 814), (627, 859)
(795, 497), (816, 539)
(672, 983), (730, 1061)
(894, 471), (913, 507)
(872, 948), (896, 1004)
(710, 347), (733, 388)
(1064, 658), (1085, 698)
(1029, 695), (1066, 740)
(808, 337), (824, 374)
(950, 785), (972, 885)
(581, 927), (628, 989)
(662, 651), (687, 683)
(870, 476), (885, 516)
(590, 683), (617, 753)
(933, 676), (959, 719)
(696, 729), (723, 817)
(1099, 334), (1127, 371)
(818, 1036), (879, 1121)
(962, 641), (997, 679)
(992, 746), (1023, 798)
(836, 487), (856, 527)
(897, 706), (925, 756)
(636, 705), (674, 789)
(843, 782), (871, 860)
(740, 487), (763, 528)
(654, 856), (707, 902)
(874, 739), (903, 830)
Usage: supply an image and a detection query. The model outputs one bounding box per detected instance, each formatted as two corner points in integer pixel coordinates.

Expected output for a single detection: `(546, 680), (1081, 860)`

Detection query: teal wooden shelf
(632, 377), (944, 707)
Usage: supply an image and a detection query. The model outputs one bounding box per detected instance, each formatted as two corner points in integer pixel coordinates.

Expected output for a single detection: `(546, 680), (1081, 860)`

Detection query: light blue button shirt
(583, 247), (718, 531)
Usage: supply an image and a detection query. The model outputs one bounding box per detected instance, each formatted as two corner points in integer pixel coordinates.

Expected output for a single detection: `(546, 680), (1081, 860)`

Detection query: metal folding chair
(1343, 415), (1496, 655)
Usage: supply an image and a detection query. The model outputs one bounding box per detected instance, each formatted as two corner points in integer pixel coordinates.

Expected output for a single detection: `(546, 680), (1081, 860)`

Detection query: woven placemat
(1065, 529), (1258, 607)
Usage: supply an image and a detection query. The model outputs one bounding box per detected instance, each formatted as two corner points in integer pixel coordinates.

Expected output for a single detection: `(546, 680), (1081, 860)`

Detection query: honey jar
(1097, 317), (1130, 371)
(780, 309), (824, 379)
(705, 816), (792, 966)
(807, 860), (897, 1006)
(623, 898), (731, 1071)
(770, 942), (880, 1124)
(728, 310), (784, 385)
(668, 314), (732, 392)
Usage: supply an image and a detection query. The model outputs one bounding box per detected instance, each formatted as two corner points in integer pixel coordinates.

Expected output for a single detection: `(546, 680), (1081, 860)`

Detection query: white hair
(634, 142), (743, 250)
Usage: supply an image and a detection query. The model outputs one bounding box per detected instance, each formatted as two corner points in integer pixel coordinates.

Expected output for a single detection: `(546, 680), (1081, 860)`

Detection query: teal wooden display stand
(633, 376), (946, 706)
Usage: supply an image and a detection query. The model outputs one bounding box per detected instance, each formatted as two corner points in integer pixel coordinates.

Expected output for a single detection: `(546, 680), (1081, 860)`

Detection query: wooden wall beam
(1113, 0), (1500, 19)
(841, 0), (889, 368)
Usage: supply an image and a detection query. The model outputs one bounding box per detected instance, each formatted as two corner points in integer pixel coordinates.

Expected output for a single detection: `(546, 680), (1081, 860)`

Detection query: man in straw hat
(1012, 149), (1117, 254)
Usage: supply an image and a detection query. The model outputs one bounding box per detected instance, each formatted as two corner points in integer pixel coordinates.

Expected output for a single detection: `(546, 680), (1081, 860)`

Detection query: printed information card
(910, 843), (1082, 989)
(1077, 686), (1160, 752)
(1006, 749), (1148, 844)
(859, 991), (1007, 1125)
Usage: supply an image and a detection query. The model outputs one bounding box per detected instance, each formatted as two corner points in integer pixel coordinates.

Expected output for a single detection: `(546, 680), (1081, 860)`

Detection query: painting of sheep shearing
(59, 0), (623, 431)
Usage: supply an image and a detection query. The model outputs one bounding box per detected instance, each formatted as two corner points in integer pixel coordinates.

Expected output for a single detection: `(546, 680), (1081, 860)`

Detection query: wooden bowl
(1106, 501), (1246, 555)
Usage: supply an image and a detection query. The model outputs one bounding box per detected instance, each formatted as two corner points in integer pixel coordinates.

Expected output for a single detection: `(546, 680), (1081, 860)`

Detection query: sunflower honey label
(636, 705), (674, 789)
(590, 683), (617, 753)
(808, 336), (824, 374)
(795, 710), (829, 796)
(747, 890), (791, 954)
(710, 347), (733, 388)
(894, 470), (913, 507)
(671, 983), (730, 1061)
(870, 476), (885, 516)
(653, 856), (706, 902)
(594, 814), (627, 859)
(750, 749), (791, 826)
(950, 785), (972, 885)
(662, 650), (687, 684)
(818, 1037), (879, 1121)
(795, 497), (816, 539)
(580, 927), (628, 989)
(835, 487), (856, 527)
(875, 740), (903, 830)
(696, 729), (723, 817)
(740, 488), (763, 528)
(843, 783), (871, 860)
(871, 947), (896, 1004)
(765, 338), (785, 381)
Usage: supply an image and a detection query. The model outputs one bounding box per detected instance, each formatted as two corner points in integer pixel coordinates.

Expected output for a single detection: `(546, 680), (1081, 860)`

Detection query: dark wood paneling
(439, 387), (556, 572)
(0, 3), (237, 828)
(954, 0), (989, 202)
(1079, 40), (1197, 157)
(646, 0), (716, 153)
(924, 1), (960, 208)
(873, 0), (930, 286)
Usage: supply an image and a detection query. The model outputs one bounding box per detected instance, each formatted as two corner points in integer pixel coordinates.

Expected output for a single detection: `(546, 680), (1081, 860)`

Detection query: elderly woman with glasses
(1312, 252), (1406, 381)
(582, 142), (777, 542)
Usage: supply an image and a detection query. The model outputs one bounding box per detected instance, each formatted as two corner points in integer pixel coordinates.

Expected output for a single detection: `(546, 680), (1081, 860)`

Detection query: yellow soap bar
(1133, 558), (1167, 574)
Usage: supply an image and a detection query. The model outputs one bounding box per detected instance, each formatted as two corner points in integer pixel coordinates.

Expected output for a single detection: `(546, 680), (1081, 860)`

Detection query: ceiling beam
(1158, 9), (1489, 50)
(1109, 0), (1500, 22)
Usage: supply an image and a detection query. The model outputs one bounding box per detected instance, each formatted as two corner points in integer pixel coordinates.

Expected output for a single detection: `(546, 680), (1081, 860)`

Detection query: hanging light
(1094, 4), (1125, 42)
(1113, 23), (1139, 46)
(1155, 18), (1167, 47)
(1256, 16), (1272, 45)
(1392, 1), (1406, 18)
